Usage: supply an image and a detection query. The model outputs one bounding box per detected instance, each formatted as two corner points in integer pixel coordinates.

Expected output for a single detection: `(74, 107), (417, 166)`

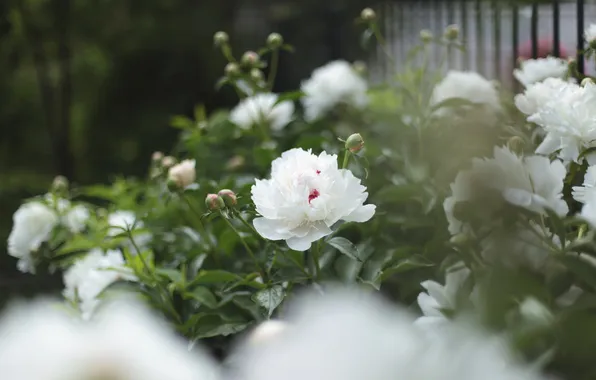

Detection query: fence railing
(372, 0), (595, 86)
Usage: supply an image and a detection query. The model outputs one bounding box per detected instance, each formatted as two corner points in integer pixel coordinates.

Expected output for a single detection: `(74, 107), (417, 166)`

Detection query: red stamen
(316, 170), (321, 174)
(308, 189), (320, 203)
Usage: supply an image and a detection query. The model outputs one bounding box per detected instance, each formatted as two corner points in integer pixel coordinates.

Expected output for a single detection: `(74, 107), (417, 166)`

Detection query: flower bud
(345, 133), (364, 153)
(217, 189), (237, 207)
(266, 32), (283, 48)
(225, 62), (240, 77)
(51, 175), (69, 193)
(205, 193), (225, 211)
(167, 159), (196, 189)
(162, 156), (176, 168)
(213, 31), (229, 47)
(247, 320), (289, 345)
(444, 24), (459, 40)
(241, 51), (260, 67)
(420, 29), (433, 44)
(250, 68), (264, 82)
(360, 7), (376, 22)
(352, 60), (367, 75)
(581, 77), (594, 87)
(449, 233), (469, 246)
(507, 136), (525, 154)
(152, 151), (164, 162)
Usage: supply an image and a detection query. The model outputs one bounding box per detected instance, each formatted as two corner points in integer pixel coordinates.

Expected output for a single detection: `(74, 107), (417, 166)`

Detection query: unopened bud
(162, 156), (176, 168)
(507, 136), (525, 154)
(218, 189), (237, 207)
(581, 77), (594, 87)
(241, 51), (260, 67)
(213, 31), (229, 47)
(51, 175), (69, 193)
(168, 159), (196, 189)
(266, 33), (283, 48)
(152, 151), (164, 162)
(225, 62), (240, 77)
(420, 29), (433, 44)
(352, 60), (367, 75)
(449, 233), (469, 246)
(205, 193), (225, 211)
(250, 68), (264, 82)
(345, 133), (364, 153)
(444, 24), (459, 40)
(360, 7), (376, 22)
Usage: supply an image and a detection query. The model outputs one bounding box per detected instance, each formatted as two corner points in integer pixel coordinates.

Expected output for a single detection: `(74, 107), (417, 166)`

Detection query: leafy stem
(342, 150), (351, 169)
(267, 49), (279, 90)
(220, 211), (265, 278)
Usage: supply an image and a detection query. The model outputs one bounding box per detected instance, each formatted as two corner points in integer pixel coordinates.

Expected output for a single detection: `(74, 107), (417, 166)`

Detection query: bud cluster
(205, 189), (238, 211)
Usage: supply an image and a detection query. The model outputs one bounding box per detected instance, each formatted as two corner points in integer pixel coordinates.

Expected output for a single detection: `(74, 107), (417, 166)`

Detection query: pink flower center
(316, 170), (321, 174)
(308, 189), (320, 203)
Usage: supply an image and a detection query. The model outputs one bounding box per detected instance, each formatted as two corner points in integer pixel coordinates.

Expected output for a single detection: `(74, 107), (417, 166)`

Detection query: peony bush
(6, 7), (596, 379)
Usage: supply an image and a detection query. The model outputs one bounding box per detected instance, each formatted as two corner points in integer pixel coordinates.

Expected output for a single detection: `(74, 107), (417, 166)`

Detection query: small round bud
(266, 33), (283, 48)
(241, 51), (260, 67)
(217, 189), (237, 207)
(420, 29), (433, 44)
(352, 60), (367, 75)
(213, 31), (229, 47)
(581, 77), (594, 87)
(449, 233), (469, 246)
(205, 193), (225, 211)
(360, 7), (376, 22)
(162, 156), (176, 168)
(507, 136), (525, 154)
(444, 24), (459, 40)
(345, 133), (364, 153)
(225, 62), (240, 77)
(250, 68), (264, 82)
(152, 151), (164, 162)
(51, 175), (69, 193)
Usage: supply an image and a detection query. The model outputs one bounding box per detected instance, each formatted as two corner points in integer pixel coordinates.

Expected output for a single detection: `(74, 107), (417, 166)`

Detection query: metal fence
(371, 0), (596, 87)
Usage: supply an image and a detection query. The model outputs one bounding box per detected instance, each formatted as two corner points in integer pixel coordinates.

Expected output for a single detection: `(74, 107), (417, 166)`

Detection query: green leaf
(275, 91), (304, 105)
(190, 270), (242, 286)
(545, 208), (567, 249)
(558, 254), (596, 291)
(56, 236), (97, 255)
(327, 237), (365, 262)
(252, 285), (285, 318)
(184, 286), (218, 308)
(429, 97), (478, 114)
(380, 256), (434, 281)
(170, 115), (194, 130)
(360, 28), (374, 49)
(155, 268), (183, 285)
(194, 104), (207, 123)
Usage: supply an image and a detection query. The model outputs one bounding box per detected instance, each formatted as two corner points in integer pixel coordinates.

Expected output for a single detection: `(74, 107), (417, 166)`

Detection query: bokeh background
(0, 0), (593, 304)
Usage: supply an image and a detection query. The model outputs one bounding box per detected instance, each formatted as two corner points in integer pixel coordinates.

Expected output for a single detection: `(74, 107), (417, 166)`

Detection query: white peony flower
(514, 77), (571, 116)
(0, 299), (220, 380)
(63, 248), (137, 320)
(430, 70), (501, 118)
(251, 148), (376, 251)
(415, 263), (471, 328)
(168, 159), (196, 189)
(528, 81), (596, 164)
(444, 146), (568, 235)
(513, 56), (569, 87)
(572, 165), (596, 204)
(580, 192), (596, 228)
(229, 93), (294, 131)
(229, 287), (544, 380)
(585, 23), (596, 44)
(107, 210), (152, 249)
(300, 60), (368, 122)
(7, 202), (59, 273)
(246, 320), (289, 345)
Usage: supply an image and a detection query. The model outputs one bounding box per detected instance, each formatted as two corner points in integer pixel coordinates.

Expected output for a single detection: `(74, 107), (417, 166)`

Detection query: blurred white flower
(0, 299), (220, 380)
(64, 205), (90, 233)
(300, 60), (368, 121)
(251, 148), (375, 251)
(556, 285), (583, 307)
(580, 193), (596, 228)
(230, 93), (294, 131)
(107, 210), (152, 249)
(7, 202), (59, 273)
(519, 297), (554, 326)
(416, 263), (471, 328)
(444, 146), (568, 235)
(528, 82), (596, 164)
(585, 23), (596, 44)
(572, 165), (596, 204)
(229, 287), (544, 380)
(245, 320), (289, 345)
(430, 70), (501, 119)
(63, 248), (137, 320)
(168, 159), (196, 189)
(513, 56), (568, 87)
(514, 77), (571, 116)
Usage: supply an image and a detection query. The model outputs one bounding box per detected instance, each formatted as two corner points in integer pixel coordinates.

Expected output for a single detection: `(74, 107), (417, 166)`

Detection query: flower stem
(221, 211), (264, 277)
(371, 23), (397, 71)
(233, 209), (263, 239)
(310, 241), (321, 280)
(267, 49), (279, 91)
(342, 150), (351, 169)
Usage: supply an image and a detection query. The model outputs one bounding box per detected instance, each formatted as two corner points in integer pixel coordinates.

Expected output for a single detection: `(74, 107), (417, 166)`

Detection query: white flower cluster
(513, 56), (569, 87)
(7, 196), (90, 273)
(230, 93), (294, 131)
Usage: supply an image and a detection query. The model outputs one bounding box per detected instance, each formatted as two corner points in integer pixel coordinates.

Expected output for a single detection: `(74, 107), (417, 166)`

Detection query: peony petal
(342, 204), (376, 223)
(416, 293), (442, 317)
(253, 218), (292, 241)
(286, 222), (332, 251)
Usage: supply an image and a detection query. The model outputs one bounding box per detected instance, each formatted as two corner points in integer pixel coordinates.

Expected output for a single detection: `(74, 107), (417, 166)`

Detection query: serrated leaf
(184, 286), (218, 308)
(190, 270), (242, 286)
(380, 256), (434, 281)
(252, 285), (285, 318)
(327, 237), (365, 262)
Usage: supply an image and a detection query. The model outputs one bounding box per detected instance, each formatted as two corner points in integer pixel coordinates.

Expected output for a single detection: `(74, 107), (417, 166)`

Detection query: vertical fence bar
(578, 0), (585, 74)
(512, 3), (519, 90)
(475, 0), (484, 74)
(531, 2), (539, 59)
(553, 0), (560, 57)
(461, 0), (468, 69)
(493, 0), (501, 80)
(398, 1), (405, 71)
